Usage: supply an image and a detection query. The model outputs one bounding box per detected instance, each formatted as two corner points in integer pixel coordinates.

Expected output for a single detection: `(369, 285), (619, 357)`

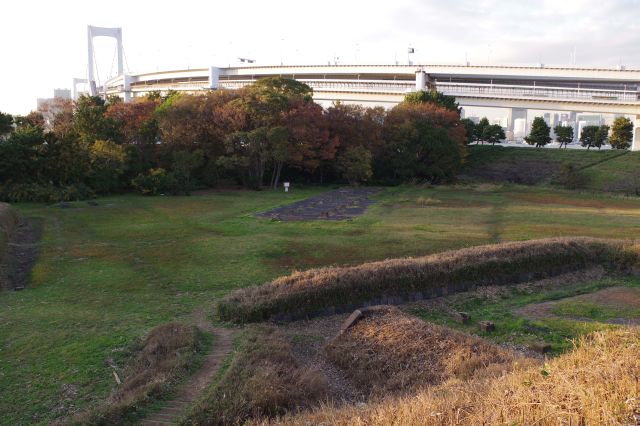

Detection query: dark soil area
(257, 187), (383, 221)
(4, 218), (42, 291)
(461, 157), (560, 185)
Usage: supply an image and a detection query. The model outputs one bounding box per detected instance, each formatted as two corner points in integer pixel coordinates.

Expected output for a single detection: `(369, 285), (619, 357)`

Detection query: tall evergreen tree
(525, 117), (551, 148)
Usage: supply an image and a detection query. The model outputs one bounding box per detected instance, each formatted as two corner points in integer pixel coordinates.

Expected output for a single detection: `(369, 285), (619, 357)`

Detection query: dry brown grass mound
(67, 322), (206, 425)
(219, 237), (639, 323)
(272, 326), (640, 426)
(326, 307), (525, 395)
(182, 326), (328, 425)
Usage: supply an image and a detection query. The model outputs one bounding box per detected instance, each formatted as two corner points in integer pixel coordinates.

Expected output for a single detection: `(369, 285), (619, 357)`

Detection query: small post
(283, 182), (290, 193)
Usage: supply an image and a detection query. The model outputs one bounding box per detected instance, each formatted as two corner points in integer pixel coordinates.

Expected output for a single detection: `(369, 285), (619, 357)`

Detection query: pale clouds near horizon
(1, 0), (638, 113)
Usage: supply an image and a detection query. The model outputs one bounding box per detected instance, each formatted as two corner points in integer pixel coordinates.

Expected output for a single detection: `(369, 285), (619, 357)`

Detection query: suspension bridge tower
(86, 25), (124, 96)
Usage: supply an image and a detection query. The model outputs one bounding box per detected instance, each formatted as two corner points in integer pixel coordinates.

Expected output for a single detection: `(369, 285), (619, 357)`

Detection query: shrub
(131, 168), (172, 195)
(182, 326), (327, 425)
(67, 323), (207, 425)
(217, 238), (638, 323)
(0, 182), (95, 203)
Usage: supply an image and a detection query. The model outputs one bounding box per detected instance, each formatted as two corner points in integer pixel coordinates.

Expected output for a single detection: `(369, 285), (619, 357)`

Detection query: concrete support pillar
(415, 71), (426, 91)
(632, 115), (640, 151)
(123, 74), (131, 102)
(208, 66), (220, 89)
(506, 108), (527, 141)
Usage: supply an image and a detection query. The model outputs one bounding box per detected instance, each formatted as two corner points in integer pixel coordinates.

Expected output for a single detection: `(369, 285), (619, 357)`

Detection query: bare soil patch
(515, 286), (640, 324)
(257, 187), (382, 221)
(3, 218), (42, 291)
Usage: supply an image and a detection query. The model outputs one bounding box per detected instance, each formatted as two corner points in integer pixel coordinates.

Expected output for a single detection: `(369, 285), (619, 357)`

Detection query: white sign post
(283, 182), (290, 192)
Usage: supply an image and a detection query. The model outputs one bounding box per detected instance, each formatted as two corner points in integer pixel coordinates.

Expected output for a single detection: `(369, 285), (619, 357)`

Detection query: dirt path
(514, 286), (640, 325)
(3, 218), (42, 291)
(141, 311), (235, 426)
(279, 314), (367, 405)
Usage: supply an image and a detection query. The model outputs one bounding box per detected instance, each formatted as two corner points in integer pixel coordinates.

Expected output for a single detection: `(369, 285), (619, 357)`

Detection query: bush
(217, 238), (638, 323)
(0, 182), (94, 203)
(131, 168), (173, 195)
(182, 326), (327, 425)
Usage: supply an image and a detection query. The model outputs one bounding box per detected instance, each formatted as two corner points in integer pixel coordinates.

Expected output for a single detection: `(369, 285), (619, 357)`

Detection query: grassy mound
(326, 307), (526, 395)
(461, 145), (640, 193)
(275, 326), (640, 425)
(218, 238), (638, 323)
(182, 326), (327, 425)
(67, 323), (207, 425)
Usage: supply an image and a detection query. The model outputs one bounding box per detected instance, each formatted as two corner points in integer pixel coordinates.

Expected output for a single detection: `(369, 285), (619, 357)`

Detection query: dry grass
(326, 307), (527, 395)
(269, 326), (640, 426)
(182, 326), (328, 425)
(66, 323), (206, 425)
(218, 238), (639, 323)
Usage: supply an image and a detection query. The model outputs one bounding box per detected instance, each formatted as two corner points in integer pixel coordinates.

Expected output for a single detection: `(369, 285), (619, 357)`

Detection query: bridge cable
(122, 46), (131, 74)
(109, 46), (117, 79)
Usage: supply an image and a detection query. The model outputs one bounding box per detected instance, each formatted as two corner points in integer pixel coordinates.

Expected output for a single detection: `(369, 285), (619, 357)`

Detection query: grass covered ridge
(218, 237), (639, 323)
(182, 326), (327, 425)
(67, 323), (208, 425)
(326, 307), (526, 395)
(275, 327), (640, 425)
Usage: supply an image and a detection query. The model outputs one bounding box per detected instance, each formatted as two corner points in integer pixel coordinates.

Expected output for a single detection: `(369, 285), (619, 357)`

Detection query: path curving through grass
(141, 312), (235, 426)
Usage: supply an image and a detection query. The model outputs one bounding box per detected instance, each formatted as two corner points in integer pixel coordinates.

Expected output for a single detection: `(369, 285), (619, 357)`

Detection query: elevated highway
(102, 64), (640, 150)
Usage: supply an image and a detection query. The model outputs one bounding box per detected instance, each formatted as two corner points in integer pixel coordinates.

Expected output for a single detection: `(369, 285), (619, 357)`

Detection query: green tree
(483, 124), (505, 145)
(73, 95), (117, 143)
(593, 125), (609, 150)
(88, 140), (126, 193)
(609, 117), (633, 149)
(403, 90), (460, 114)
(554, 124), (574, 148)
(335, 145), (373, 186)
(580, 125), (598, 150)
(0, 111), (13, 138)
(460, 118), (475, 145)
(525, 117), (551, 148)
(475, 118), (490, 144)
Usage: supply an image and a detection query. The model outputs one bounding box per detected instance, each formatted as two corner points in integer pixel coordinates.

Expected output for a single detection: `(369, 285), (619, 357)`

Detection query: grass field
(2, 184), (640, 423)
(462, 145), (640, 192)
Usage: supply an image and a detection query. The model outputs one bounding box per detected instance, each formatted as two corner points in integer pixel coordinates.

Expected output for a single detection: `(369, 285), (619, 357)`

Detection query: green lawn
(2, 184), (640, 424)
(409, 275), (640, 354)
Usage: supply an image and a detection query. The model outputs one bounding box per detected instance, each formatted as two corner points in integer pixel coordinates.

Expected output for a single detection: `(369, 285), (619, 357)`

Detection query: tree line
(462, 114), (634, 149)
(0, 79), (467, 202)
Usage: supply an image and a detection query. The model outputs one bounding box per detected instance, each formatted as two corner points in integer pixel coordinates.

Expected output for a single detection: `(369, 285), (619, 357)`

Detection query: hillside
(461, 145), (640, 194)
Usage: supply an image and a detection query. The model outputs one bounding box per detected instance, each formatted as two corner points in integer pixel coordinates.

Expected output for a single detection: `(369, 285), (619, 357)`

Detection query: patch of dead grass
(325, 307), (526, 395)
(270, 326), (640, 425)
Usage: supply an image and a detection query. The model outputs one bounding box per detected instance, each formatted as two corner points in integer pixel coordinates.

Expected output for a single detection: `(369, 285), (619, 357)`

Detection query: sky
(1, 0), (639, 114)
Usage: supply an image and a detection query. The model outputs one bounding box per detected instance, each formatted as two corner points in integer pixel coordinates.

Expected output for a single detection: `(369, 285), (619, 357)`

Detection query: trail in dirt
(141, 311), (235, 426)
(3, 218), (42, 291)
(280, 314), (367, 405)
